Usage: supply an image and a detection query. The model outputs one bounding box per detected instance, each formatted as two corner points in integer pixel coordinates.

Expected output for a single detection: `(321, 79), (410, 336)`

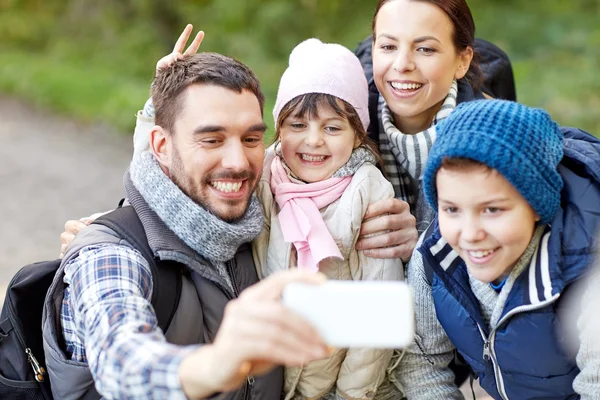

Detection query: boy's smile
(436, 166), (540, 285)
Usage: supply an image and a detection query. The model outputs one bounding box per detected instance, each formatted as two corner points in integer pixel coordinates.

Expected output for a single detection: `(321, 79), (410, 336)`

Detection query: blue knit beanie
(423, 100), (564, 224)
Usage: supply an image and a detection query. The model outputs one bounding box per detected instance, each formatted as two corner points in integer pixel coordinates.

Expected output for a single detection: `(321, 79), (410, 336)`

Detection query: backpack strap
(92, 205), (182, 333)
(79, 206), (183, 400)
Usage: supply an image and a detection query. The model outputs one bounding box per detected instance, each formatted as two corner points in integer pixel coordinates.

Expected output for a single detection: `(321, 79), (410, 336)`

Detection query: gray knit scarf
(274, 144), (377, 181)
(378, 79), (458, 208)
(129, 151), (264, 263)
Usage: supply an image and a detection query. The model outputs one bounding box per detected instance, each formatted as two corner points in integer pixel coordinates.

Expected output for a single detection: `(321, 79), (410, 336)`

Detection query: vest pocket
(500, 365), (579, 399)
(0, 370), (42, 399)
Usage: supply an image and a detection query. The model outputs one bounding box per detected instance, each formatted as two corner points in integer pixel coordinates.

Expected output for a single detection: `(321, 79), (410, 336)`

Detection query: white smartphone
(282, 280), (414, 348)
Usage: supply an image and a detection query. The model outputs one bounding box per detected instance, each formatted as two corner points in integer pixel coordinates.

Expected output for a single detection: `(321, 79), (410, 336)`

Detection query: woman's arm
(336, 167), (400, 399)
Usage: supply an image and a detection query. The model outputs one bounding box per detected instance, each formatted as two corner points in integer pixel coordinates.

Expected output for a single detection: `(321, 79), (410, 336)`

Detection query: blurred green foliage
(0, 0), (598, 136)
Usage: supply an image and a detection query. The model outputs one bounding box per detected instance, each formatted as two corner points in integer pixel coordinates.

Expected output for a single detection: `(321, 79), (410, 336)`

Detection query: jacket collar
(420, 221), (561, 311)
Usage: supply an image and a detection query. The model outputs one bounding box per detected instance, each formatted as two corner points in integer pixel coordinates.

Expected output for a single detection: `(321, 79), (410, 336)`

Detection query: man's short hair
(152, 53), (265, 134)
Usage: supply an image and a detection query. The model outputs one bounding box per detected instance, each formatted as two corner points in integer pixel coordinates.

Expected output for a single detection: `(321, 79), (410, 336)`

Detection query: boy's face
(436, 166), (539, 285)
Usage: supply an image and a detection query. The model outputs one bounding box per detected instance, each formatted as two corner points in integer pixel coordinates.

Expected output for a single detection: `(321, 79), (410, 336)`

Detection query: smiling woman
(372, 0), (475, 134)
(356, 0), (491, 239)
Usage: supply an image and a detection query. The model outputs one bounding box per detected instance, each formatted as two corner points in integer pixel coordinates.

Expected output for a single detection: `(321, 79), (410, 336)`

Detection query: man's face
(166, 84), (265, 222)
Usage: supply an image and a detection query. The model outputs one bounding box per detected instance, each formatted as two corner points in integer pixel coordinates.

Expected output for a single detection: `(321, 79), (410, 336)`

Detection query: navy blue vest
(421, 225), (580, 399)
(418, 127), (600, 399)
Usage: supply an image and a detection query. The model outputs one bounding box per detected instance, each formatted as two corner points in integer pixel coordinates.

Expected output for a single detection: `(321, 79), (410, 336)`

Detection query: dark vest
(42, 186), (283, 400)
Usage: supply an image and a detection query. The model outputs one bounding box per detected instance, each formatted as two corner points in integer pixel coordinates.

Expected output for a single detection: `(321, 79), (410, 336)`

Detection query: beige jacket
(253, 152), (403, 400)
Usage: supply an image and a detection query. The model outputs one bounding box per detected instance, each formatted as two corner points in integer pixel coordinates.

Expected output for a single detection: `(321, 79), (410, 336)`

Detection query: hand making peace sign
(155, 24), (205, 72)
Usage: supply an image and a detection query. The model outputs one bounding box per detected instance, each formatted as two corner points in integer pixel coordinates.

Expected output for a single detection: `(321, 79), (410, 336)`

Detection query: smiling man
(43, 53), (329, 400)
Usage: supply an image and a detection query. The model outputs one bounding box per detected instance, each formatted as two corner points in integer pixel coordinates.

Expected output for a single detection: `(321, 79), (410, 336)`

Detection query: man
(43, 52), (330, 400)
(60, 26), (418, 261)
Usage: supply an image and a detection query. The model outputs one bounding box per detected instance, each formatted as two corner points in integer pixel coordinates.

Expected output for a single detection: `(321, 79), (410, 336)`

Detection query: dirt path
(0, 97), (133, 291)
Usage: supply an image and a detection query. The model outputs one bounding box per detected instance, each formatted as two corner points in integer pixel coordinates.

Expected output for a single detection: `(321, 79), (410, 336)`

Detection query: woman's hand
(155, 24), (205, 72)
(356, 198), (418, 262)
(59, 212), (107, 258)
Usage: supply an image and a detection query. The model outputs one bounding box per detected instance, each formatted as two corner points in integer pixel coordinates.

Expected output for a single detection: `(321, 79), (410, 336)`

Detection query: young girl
(401, 99), (600, 399)
(252, 38), (402, 400)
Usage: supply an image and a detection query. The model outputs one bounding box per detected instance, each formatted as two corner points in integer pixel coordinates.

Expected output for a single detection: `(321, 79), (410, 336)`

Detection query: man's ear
(149, 125), (172, 170)
(454, 46), (474, 80)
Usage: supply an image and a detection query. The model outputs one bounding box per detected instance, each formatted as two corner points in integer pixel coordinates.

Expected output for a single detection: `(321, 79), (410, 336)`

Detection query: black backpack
(0, 205), (182, 400)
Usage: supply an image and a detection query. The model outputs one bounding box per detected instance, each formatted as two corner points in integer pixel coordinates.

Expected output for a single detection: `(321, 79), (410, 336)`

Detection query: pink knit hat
(273, 38), (370, 131)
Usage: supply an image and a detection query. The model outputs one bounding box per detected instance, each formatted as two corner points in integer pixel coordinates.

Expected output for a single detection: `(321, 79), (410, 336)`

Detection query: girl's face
(436, 167), (539, 285)
(279, 105), (359, 183)
(372, 0), (472, 134)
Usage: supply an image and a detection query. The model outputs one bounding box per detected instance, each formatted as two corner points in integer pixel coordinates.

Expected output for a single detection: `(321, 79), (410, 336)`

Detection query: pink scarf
(270, 156), (352, 272)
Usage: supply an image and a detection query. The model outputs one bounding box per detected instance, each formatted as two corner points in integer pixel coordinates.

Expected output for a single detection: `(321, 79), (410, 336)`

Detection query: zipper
(26, 348), (46, 382)
(226, 259), (251, 399)
(477, 325), (507, 400)
(246, 376), (255, 399)
(7, 295), (47, 382)
(226, 260), (241, 298)
(477, 293), (561, 400)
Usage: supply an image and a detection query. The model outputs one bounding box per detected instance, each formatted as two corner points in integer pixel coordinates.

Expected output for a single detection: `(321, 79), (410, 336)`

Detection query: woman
(358, 0), (514, 234)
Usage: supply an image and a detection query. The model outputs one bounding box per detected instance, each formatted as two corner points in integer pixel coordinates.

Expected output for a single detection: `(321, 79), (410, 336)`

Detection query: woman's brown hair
(273, 93), (383, 170)
(372, 0), (483, 90)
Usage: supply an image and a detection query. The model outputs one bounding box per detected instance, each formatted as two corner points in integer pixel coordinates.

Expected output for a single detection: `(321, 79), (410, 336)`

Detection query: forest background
(1, 0), (599, 138)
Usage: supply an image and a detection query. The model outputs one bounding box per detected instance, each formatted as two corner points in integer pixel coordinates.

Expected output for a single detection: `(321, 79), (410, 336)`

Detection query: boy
(393, 100), (600, 399)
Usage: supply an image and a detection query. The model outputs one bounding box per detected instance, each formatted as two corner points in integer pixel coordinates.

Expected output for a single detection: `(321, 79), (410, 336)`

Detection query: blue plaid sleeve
(62, 244), (199, 400)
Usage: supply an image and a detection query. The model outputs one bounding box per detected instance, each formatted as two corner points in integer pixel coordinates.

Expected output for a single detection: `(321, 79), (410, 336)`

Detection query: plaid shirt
(61, 243), (198, 399)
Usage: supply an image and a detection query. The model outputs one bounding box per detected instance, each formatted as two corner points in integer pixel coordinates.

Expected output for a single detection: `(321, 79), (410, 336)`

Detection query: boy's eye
(417, 47), (436, 55)
(442, 206), (459, 214)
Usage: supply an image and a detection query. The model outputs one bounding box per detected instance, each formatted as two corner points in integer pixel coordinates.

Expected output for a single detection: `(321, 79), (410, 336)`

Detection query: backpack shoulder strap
(92, 206), (182, 333)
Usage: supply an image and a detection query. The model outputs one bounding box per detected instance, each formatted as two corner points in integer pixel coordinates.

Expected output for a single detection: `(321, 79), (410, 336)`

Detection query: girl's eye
(290, 122), (306, 129)
(325, 126), (341, 133)
(417, 47), (436, 55)
(442, 206), (459, 214)
(379, 44), (397, 51)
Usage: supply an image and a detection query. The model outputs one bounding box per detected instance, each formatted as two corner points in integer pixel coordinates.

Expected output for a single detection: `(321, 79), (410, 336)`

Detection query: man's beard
(169, 148), (257, 222)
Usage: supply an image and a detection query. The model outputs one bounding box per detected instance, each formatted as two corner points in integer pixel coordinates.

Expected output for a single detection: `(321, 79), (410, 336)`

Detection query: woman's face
(372, 0), (472, 134)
